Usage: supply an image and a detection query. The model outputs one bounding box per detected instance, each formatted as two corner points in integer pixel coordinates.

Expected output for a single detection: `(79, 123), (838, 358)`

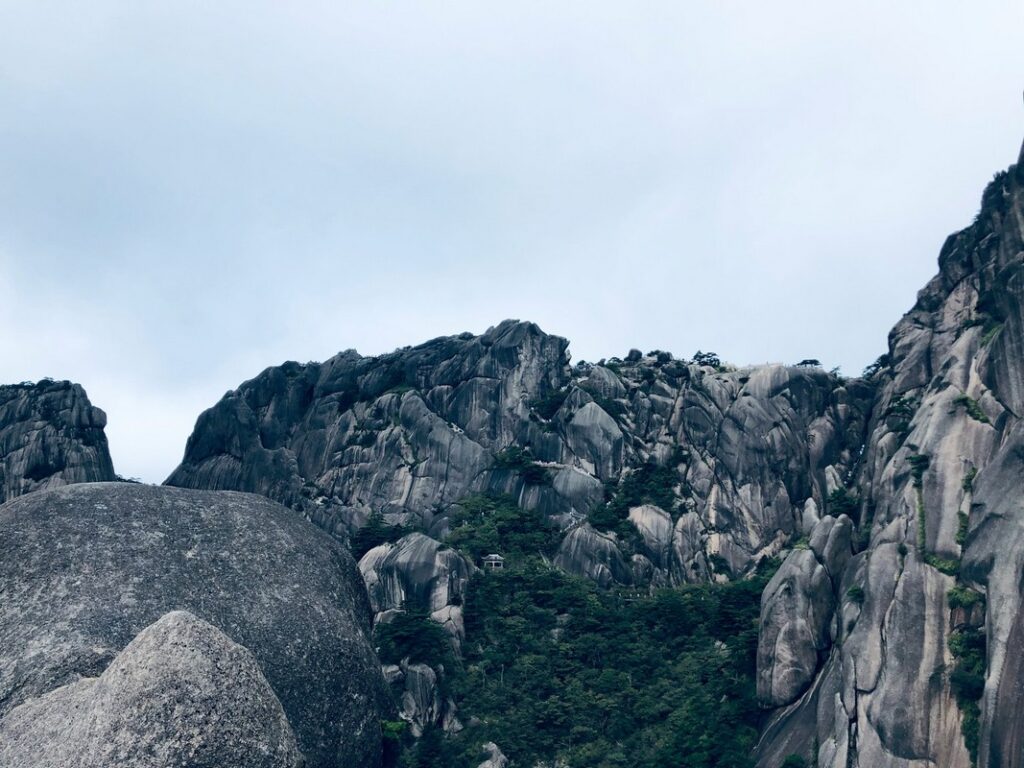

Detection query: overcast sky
(1, 3), (1022, 483)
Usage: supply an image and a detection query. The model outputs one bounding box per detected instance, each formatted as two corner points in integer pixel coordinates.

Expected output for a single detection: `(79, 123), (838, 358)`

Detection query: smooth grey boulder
(0, 380), (115, 502)
(477, 742), (510, 768)
(628, 504), (673, 568)
(0, 610), (302, 768)
(0, 483), (387, 768)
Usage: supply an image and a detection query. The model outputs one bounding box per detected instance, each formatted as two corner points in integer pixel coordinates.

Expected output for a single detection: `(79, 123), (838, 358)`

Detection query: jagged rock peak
(0, 379), (115, 501)
(168, 316), (873, 589)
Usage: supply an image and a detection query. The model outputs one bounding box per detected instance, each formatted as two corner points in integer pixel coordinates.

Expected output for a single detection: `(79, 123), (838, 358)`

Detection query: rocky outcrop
(756, 144), (1024, 767)
(383, 660), (461, 738)
(554, 523), (633, 587)
(169, 321), (871, 588)
(0, 483), (388, 768)
(0, 611), (302, 768)
(477, 742), (510, 768)
(756, 515), (853, 708)
(360, 532), (473, 614)
(0, 380), (115, 501)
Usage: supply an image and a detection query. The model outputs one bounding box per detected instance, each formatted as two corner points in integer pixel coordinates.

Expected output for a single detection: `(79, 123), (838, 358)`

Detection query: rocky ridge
(167, 322), (874, 591)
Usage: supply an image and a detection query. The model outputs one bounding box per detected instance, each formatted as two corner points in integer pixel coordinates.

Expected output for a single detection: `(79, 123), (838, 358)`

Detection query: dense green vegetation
(392, 494), (776, 768)
(589, 454), (687, 535)
(352, 512), (419, 559)
(954, 394), (990, 424)
(827, 487), (858, 518)
(949, 625), (986, 764)
(492, 446), (553, 486)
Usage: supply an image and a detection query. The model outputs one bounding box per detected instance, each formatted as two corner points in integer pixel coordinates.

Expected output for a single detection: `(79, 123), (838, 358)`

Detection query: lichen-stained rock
(0, 483), (387, 768)
(0, 380), (115, 502)
(359, 532), (473, 620)
(757, 546), (835, 707)
(553, 523), (633, 587)
(0, 611), (302, 768)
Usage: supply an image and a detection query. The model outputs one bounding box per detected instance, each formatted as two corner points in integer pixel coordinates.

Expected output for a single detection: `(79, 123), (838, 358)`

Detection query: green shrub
(908, 454), (930, 488)
(962, 467), (977, 493)
(591, 461), (680, 534)
(351, 512), (415, 560)
(374, 612), (456, 668)
(954, 395), (990, 424)
(492, 447), (552, 486)
(956, 512), (970, 546)
(531, 389), (569, 420)
(447, 494), (559, 561)
(948, 626), (986, 763)
(923, 553), (961, 576)
(828, 487), (858, 518)
(846, 586), (865, 605)
(947, 586), (983, 610)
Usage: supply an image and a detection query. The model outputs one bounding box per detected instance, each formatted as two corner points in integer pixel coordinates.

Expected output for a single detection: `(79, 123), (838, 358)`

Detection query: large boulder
(0, 610), (302, 768)
(0, 482), (388, 768)
(0, 380), (115, 502)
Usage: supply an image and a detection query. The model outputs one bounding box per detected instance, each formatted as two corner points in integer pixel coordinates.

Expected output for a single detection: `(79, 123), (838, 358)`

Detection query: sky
(1, 3), (1022, 483)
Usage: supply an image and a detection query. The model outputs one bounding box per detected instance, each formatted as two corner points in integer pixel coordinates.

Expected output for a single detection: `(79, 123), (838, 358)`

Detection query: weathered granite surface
(0, 482), (388, 768)
(0, 611), (302, 768)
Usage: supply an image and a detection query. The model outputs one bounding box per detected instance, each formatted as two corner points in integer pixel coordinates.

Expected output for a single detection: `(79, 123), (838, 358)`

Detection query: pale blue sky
(1, 2), (1022, 482)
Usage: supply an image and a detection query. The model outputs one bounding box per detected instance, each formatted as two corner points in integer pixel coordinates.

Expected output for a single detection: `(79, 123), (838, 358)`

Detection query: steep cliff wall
(756, 147), (1024, 768)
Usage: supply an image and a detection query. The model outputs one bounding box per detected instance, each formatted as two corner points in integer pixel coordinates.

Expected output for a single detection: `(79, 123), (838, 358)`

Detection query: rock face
(0, 611), (302, 768)
(0, 482), (387, 768)
(554, 523), (633, 587)
(755, 148), (1024, 767)
(0, 380), (115, 501)
(359, 532), (474, 636)
(382, 660), (461, 738)
(168, 320), (872, 588)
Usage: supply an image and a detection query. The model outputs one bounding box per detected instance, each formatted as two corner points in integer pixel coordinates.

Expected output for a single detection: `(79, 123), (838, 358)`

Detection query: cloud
(1, 2), (1022, 481)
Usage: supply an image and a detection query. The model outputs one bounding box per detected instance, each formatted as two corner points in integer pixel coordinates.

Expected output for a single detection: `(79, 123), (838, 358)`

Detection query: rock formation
(755, 148), (1024, 767)
(168, 322), (872, 589)
(0, 482), (388, 768)
(0, 611), (302, 768)
(0, 380), (115, 501)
